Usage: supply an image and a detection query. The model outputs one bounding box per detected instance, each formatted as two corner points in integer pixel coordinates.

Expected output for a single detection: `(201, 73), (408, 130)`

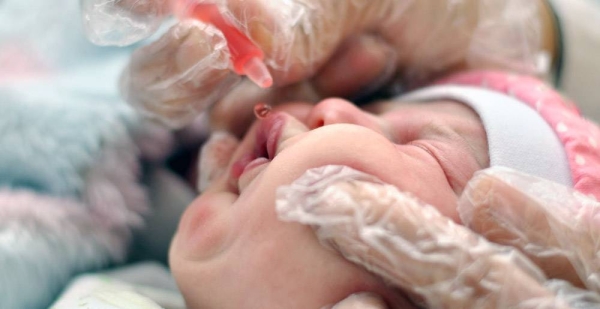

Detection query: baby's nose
(307, 98), (386, 134)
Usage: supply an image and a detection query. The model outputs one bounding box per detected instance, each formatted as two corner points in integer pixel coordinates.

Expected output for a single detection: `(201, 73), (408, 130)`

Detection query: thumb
(120, 20), (241, 127)
(223, 0), (399, 85)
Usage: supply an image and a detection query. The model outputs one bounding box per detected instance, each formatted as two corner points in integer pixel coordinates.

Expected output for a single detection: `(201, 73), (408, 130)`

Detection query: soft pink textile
(437, 71), (600, 200)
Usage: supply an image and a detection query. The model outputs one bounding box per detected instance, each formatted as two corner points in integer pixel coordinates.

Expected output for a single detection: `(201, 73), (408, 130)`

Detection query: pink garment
(437, 71), (600, 200)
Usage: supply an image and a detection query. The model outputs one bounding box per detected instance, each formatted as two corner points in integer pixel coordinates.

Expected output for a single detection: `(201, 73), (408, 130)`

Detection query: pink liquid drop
(254, 103), (272, 119)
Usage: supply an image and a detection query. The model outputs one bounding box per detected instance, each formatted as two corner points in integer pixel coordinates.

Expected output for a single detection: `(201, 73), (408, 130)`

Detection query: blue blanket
(0, 1), (195, 308)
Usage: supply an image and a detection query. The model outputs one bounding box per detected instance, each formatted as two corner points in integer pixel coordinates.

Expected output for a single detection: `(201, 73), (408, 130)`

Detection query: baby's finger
(277, 165), (570, 309)
(459, 167), (600, 291)
(121, 20), (241, 128)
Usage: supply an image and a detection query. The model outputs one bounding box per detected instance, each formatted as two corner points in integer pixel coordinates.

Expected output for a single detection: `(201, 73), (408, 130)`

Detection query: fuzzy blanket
(0, 1), (198, 308)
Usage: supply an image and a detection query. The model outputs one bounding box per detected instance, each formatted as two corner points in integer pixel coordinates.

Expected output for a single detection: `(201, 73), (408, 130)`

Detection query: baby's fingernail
(197, 131), (239, 192)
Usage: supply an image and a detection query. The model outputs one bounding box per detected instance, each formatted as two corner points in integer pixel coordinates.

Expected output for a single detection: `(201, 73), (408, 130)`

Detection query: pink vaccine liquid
(175, 1), (273, 88)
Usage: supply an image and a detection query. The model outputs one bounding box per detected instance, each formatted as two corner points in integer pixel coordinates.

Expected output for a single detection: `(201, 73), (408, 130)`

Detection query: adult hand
(81, 0), (556, 133)
(276, 165), (600, 308)
(80, 0), (171, 46)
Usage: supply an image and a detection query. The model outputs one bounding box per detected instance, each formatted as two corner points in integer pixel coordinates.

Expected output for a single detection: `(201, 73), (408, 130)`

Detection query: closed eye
(407, 138), (474, 195)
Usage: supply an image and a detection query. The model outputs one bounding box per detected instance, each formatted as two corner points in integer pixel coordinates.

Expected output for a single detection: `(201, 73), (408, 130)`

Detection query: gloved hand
(80, 0), (555, 133)
(276, 165), (600, 308)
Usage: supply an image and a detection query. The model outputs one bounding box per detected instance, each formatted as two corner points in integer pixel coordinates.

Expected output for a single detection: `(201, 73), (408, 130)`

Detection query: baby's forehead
(378, 99), (477, 114)
(379, 100), (484, 132)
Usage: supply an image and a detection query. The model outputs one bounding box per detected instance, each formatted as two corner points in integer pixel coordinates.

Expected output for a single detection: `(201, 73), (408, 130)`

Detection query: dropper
(174, 1), (273, 88)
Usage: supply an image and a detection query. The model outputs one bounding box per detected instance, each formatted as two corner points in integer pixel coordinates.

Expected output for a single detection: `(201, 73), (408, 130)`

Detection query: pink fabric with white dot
(437, 71), (600, 200)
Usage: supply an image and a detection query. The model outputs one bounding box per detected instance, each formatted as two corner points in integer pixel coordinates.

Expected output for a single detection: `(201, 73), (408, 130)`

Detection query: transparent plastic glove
(459, 166), (600, 292)
(83, 0), (553, 132)
(276, 165), (600, 308)
(80, 0), (171, 46)
(119, 19), (241, 126)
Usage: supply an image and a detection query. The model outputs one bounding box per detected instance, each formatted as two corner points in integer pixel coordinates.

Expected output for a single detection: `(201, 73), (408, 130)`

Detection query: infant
(169, 71), (600, 308)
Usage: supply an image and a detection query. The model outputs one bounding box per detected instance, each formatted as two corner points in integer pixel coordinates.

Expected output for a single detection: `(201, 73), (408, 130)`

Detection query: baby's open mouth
(231, 112), (287, 191)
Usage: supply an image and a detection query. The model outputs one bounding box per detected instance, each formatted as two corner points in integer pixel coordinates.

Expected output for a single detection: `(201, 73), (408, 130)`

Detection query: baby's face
(170, 98), (489, 308)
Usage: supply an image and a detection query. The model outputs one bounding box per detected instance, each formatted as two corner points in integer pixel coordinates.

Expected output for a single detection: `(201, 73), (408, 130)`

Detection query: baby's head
(169, 71), (600, 308)
(169, 97), (490, 308)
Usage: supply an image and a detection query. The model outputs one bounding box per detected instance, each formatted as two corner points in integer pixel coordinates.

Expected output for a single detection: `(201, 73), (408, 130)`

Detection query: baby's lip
(231, 112), (309, 192)
(256, 112), (288, 162)
(230, 112), (287, 184)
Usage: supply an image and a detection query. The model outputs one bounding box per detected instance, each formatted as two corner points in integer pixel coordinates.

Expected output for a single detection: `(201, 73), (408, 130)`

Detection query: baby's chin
(175, 262), (402, 309)
(171, 213), (410, 309)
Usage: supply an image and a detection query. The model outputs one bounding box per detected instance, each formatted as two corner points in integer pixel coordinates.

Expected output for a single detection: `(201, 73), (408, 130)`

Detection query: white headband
(398, 85), (573, 187)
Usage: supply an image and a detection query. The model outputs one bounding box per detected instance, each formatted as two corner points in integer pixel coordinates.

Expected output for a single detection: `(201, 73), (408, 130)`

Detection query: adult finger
(276, 165), (570, 309)
(80, 0), (171, 46)
(120, 20), (241, 127)
(221, 0), (408, 85)
(459, 167), (600, 291)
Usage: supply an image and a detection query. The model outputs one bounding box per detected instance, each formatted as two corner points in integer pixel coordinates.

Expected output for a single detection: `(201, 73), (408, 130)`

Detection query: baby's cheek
(172, 192), (237, 261)
(229, 214), (393, 308)
(171, 182), (396, 308)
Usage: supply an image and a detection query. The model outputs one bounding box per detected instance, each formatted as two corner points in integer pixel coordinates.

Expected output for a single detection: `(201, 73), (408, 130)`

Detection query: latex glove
(81, 0), (554, 131)
(276, 165), (600, 308)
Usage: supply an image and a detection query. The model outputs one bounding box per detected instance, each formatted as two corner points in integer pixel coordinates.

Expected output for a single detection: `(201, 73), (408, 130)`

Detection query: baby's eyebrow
(419, 121), (487, 167)
(419, 121), (457, 140)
